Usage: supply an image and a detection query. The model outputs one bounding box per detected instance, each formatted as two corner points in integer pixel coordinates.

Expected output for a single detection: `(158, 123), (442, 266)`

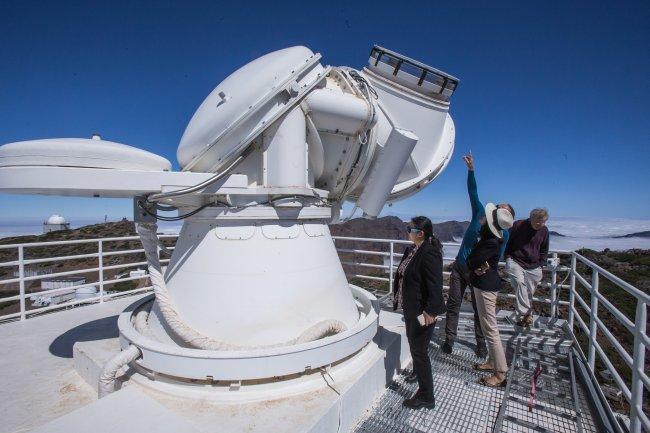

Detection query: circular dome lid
(46, 214), (67, 224)
(0, 138), (171, 172)
(177, 46), (327, 173)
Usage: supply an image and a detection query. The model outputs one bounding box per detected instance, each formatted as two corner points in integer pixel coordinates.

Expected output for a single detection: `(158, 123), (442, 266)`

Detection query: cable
(154, 203), (177, 212)
(335, 69), (378, 200)
(138, 194), (331, 223)
(137, 200), (217, 222)
(348, 70), (378, 99)
(146, 147), (253, 203)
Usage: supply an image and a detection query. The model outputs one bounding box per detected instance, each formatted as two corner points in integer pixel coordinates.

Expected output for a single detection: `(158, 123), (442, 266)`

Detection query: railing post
(550, 252), (558, 318)
(568, 253), (576, 330)
(587, 268), (599, 370)
(98, 240), (104, 303)
(388, 242), (394, 294)
(18, 245), (25, 321)
(629, 300), (647, 433)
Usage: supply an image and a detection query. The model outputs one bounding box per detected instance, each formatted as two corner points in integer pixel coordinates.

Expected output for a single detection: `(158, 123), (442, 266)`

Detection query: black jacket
(392, 241), (446, 319)
(467, 233), (503, 292)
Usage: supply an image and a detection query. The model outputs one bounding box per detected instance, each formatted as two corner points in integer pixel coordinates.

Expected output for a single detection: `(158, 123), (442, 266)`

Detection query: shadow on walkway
(49, 315), (119, 358)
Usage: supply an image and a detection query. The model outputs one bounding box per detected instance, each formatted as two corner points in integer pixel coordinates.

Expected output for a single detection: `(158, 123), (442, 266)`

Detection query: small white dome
(46, 214), (67, 225)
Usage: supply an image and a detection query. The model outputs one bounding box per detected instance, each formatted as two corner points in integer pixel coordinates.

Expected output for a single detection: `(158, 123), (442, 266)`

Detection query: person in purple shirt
(504, 208), (550, 327)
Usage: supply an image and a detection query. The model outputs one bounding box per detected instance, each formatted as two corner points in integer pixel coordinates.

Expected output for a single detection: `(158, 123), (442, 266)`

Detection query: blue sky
(1, 0), (649, 223)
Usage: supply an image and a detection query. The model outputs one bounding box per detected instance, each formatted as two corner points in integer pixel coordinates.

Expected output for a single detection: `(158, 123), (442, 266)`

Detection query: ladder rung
(507, 396), (578, 420)
(503, 415), (554, 432)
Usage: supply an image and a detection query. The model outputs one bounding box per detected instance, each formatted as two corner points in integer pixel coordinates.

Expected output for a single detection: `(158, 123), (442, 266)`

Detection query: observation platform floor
(0, 293), (607, 433)
(353, 297), (604, 433)
(0, 295), (142, 433)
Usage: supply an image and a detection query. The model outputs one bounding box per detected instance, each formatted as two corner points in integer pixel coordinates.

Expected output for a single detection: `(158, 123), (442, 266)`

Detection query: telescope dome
(46, 214), (67, 225)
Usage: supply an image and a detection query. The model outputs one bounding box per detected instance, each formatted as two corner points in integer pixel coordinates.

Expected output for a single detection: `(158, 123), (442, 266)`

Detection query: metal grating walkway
(353, 308), (600, 433)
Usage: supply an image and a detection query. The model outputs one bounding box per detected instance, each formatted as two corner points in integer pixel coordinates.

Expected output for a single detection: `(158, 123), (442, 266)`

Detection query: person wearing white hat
(443, 153), (514, 358)
(468, 202), (514, 388)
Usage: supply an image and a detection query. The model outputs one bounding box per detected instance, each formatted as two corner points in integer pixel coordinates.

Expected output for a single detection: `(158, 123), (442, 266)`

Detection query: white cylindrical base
(148, 217), (359, 348)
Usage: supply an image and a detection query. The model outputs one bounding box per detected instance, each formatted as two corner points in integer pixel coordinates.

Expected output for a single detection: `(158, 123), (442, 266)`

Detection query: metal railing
(568, 251), (649, 433)
(333, 236), (572, 313)
(0, 233), (646, 432)
(0, 235), (176, 321)
(332, 236), (648, 433)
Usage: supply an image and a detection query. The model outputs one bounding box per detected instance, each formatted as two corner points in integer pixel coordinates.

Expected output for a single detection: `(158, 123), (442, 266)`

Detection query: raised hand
(463, 151), (474, 170)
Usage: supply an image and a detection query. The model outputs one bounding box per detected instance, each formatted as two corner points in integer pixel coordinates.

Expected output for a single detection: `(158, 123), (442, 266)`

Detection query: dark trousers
(444, 261), (486, 348)
(405, 316), (435, 400)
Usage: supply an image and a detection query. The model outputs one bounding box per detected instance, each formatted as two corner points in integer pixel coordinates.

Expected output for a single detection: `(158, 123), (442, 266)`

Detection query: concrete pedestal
(53, 309), (410, 433)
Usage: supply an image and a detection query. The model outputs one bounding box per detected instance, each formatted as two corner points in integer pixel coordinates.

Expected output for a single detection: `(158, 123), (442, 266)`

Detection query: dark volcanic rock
(431, 220), (470, 242)
(549, 230), (565, 237)
(328, 216), (468, 244)
(329, 216), (406, 243)
(328, 216), (469, 279)
(614, 231), (650, 239)
(0, 220), (136, 246)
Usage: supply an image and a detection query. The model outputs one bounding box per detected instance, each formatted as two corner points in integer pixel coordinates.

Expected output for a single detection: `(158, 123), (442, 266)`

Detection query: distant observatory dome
(43, 214), (70, 233)
(46, 214), (67, 225)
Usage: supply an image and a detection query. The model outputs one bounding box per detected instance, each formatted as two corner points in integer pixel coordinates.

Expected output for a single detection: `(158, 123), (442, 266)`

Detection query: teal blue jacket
(456, 170), (509, 273)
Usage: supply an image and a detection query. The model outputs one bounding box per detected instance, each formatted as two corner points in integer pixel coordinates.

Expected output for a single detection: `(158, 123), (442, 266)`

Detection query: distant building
(30, 276), (97, 307)
(43, 214), (70, 233)
(13, 267), (53, 279)
(40, 276), (86, 292)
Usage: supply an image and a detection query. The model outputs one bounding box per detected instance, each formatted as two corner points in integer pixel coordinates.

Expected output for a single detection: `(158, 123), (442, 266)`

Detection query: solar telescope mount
(0, 45), (458, 395)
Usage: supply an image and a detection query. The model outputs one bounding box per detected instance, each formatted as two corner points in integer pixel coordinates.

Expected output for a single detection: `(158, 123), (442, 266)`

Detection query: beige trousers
(473, 287), (508, 374)
(506, 258), (543, 317)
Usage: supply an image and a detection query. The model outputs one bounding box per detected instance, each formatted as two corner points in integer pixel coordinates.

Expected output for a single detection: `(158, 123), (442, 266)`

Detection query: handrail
(0, 234), (174, 322)
(332, 235), (647, 433)
(0, 233), (646, 432)
(0, 233), (176, 249)
(573, 251), (650, 304)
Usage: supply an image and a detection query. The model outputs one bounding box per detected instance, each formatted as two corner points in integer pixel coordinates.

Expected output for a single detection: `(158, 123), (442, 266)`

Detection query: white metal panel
(120, 286), (377, 381)
(360, 68), (455, 200)
(303, 88), (371, 135)
(0, 138), (171, 171)
(263, 107), (307, 188)
(177, 46), (326, 173)
(0, 166), (222, 198)
(357, 128), (418, 218)
(214, 225), (256, 240)
(153, 219), (359, 347)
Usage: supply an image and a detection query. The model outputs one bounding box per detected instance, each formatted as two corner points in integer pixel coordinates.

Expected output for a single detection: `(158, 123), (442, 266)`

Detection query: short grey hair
(530, 208), (549, 221)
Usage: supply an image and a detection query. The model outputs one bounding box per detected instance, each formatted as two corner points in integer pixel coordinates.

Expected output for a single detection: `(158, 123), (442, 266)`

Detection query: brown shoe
(479, 374), (507, 388)
(472, 362), (493, 372)
(517, 314), (533, 328)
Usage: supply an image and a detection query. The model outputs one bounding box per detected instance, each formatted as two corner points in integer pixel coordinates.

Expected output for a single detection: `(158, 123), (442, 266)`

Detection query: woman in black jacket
(468, 203), (514, 387)
(392, 216), (446, 409)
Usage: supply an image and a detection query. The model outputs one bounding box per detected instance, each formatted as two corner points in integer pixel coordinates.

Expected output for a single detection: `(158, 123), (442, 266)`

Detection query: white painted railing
(332, 235), (647, 433)
(0, 233), (646, 432)
(333, 236), (571, 314)
(0, 235), (176, 321)
(568, 252), (649, 433)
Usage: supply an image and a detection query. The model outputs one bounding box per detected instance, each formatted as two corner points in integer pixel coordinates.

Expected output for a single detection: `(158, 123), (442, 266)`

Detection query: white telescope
(0, 45), (458, 387)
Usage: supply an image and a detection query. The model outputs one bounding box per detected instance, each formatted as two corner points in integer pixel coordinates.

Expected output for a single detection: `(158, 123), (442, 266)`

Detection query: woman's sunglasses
(406, 226), (422, 234)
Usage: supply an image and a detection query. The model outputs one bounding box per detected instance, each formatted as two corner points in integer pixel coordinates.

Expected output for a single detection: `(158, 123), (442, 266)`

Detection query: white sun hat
(485, 203), (514, 239)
